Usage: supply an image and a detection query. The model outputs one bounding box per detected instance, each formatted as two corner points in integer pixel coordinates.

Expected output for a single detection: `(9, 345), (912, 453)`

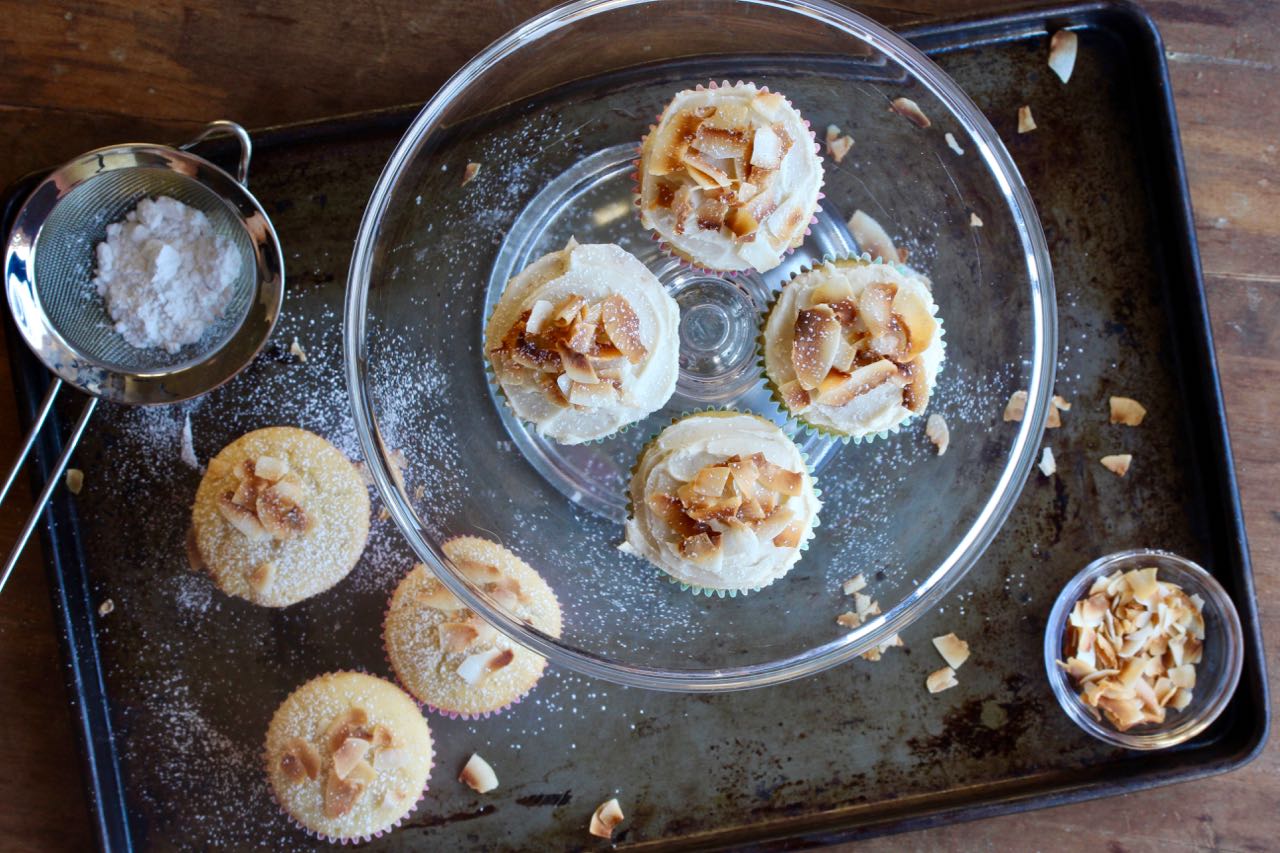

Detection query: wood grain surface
(0, 1), (1274, 849)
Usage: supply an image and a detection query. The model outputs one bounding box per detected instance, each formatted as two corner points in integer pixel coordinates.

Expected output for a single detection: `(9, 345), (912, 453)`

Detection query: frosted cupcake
(637, 81), (823, 273)
(485, 239), (680, 445)
(763, 259), (944, 440)
(620, 411), (820, 594)
(384, 536), (562, 718)
(190, 426), (370, 607)
(265, 672), (433, 843)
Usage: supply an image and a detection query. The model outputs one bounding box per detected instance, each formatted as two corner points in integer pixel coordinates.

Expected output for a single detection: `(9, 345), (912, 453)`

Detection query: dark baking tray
(4, 2), (1267, 849)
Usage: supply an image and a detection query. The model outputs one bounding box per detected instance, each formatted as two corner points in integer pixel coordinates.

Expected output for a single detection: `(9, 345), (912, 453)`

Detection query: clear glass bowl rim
(344, 0), (1058, 692)
(1042, 548), (1246, 750)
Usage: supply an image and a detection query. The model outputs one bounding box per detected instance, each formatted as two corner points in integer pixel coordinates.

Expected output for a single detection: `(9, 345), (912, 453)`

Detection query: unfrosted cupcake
(265, 671), (433, 843)
(762, 258), (944, 440)
(485, 239), (680, 445)
(190, 426), (370, 607)
(384, 536), (562, 718)
(620, 411), (820, 595)
(637, 81), (823, 273)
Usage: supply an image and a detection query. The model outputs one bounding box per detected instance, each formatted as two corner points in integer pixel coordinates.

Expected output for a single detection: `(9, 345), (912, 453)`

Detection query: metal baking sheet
(5, 2), (1267, 849)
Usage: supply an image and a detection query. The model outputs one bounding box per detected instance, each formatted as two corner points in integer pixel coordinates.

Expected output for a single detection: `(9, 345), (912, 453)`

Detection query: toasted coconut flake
(247, 560), (276, 595)
(65, 468), (84, 495)
(750, 125), (783, 169)
(457, 647), (510, 686)
(925, 414), (950, 456)
(1039, 446), (1057, 477)
(827, 132), (854, 163)
(333, 737), (372, 781)
(1048, 30), (1079, 84)
(253, 455), (289, 483)
(1003, 390), (1028, 422)
(945, 132), (964, 155)
(926, 666), (958, 693)
(461, 162), (481, 186)
(836, 611), (861, 629)
(854, 592), (880, 621)
(525, 300), (555, 336)
(589, 798), (625, 840)
(459, 753), (499, 794)
(842, 574), (867, 595)
(417, 582), (467, 612)
(601, 294), (647, 363)
(557, 344), (598, 385)
(692, 465), (731, 497)
(289, 336), (307, 363)
(818, 360), (899, 407)
(847, 210), (897, 264)
(323, 768), (366, 819)
(772, 521), (805, 549)
(97, 598), (115, 616)
(257, 479), (312, 540)
(680, 531), (722, 562)
(1053, 394), (1072, 412)
(1017, 105), (1037, 134)
(324, 707), (371, 754)
(792, 304), (842, 390)
(890, 97), (931, 129)
(932, 633), (971, 669)
(217, 491), (271, 541)
(1101, 454), (1132, 477)
(280, 737), (322, 783)
(438, 622), (480, 654)
(1109, 396), (1147, 426)
(568, 380), (619, 408)
(755, 456), (804, 497)
(970, 212), (984, 228)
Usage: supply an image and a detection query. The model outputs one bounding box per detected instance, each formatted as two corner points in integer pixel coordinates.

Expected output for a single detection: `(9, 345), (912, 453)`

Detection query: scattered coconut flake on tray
(65, 467), (84, 495)
(926, 414), (949, 456)
(862, 634), (904, 662)
(889, 96), (931, 128)
(97, 598), (115, 617)
(1003, 390), (1027, 422)
(969, 212), (983, 228)
(1017, 105), (1037, 134)
(180, 414), (200, 470)
(1101, 454), (1132, 477)
(836, 611), (861, 630)
(842, 574), (867, 595)
(589, 797), (625, 839)
(926, 666), (958, 694)
(459, 753), (499, 794)
(461, 162), (481, 186)
(944, 132), (964, 156)
(1110, 396), (1147, 426)
(825, 124), (853, 163)
(932, 633), (970, 669)
(1048, 30), (1079, 84)
(290, 336), (307, 363)
(847, 209), (897, 264)
(1057, 566), (1205, 730)
(1039, 446), (1056, 477)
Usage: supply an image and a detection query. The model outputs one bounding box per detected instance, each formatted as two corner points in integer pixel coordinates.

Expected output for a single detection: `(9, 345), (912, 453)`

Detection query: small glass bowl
(1043, 549), (1244, 750)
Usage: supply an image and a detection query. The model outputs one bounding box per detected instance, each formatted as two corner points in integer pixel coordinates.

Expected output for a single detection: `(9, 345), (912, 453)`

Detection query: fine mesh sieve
(1, 120), (284, 593)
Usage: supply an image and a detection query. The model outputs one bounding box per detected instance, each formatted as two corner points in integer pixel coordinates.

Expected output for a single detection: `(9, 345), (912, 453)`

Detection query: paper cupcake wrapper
(381, 556), (556, 721)
(757, 254), (948, 444)
(633, 80), (825, 275)
(623, 408), (821, 597)
(265, 669), (435, 845)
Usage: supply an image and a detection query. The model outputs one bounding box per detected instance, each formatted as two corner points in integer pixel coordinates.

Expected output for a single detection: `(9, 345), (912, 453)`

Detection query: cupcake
(190, 426), (370, 607)
(265, 671), (433, 843)
(384, 536), (562, 718)
(636, 81), (823, 273)
(620, 411), (820, 594)
(762, 258), (944, 441)
(485, 239), (680, 445)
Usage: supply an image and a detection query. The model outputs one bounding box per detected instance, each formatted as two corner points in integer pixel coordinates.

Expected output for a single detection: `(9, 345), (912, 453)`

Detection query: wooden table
(0, 1), (1273, 849)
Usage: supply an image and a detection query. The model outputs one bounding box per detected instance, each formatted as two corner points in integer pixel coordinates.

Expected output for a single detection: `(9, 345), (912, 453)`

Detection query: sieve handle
(0, 395), (98, 598)
(180, 120), (253, 187)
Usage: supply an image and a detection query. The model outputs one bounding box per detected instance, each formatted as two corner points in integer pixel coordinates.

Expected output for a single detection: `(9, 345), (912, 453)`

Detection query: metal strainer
(1, 120), (284, 590)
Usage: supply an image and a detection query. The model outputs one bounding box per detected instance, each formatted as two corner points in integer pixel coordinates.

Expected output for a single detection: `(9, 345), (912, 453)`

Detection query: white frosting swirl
(485, 241), (679, 445)
(620, 412), (821, 591)
(764, 260), (944, 438)
(638, 83), (823, 273)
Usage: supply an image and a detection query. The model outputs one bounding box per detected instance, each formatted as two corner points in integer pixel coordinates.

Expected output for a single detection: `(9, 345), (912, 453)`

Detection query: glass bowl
(1043, 549), (1245, 749)
(345, 0), (1055, 690)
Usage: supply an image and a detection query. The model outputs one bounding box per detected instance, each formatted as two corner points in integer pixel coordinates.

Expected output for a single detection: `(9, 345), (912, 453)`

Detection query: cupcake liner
(633, 80), (825, 275)
(622, 408), (821, 598)
(758, 255), (947, 444)
(265, 669), (435, 845)
(382, 554), (558, 721)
